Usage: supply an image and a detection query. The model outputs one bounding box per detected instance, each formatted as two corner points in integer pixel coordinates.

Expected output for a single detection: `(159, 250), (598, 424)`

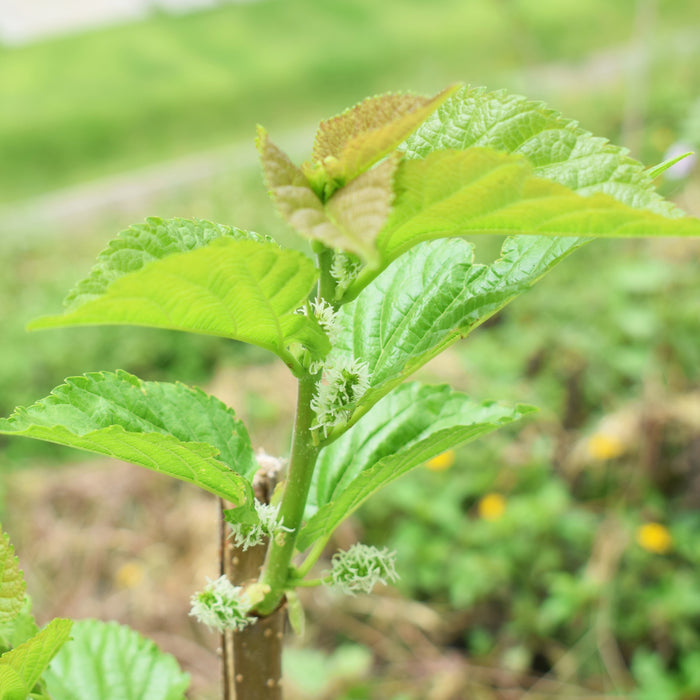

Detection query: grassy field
(1, 0), (699, 203)
(2, 2), (700, 698)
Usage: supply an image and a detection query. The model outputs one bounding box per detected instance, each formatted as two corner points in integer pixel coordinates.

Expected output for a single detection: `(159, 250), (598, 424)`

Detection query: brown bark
(220, 456), (287, 700)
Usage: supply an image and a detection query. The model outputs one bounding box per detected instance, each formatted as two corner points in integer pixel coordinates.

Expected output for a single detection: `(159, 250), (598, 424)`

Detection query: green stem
(257, 374), (320, 615)
(294, 537), (330, 579)
(317, 246), (337, 305)
(286, 575), (330, 588)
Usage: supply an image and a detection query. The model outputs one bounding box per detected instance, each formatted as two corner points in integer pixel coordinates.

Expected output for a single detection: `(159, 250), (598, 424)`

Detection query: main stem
(257, 373), (320, 615)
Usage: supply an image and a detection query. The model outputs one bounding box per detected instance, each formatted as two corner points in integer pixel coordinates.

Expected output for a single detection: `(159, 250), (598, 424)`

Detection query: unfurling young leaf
(257, 128), (398, 263)
(310, 84), (460, 186)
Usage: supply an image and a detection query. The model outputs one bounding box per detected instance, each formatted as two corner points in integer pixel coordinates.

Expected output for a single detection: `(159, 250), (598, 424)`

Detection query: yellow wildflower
(478, 493), (506, 521)
(425, 450), (456, 471)
(636, 522), (672, 554)
(115, 561), (145, 589)
(587, 433), (626, 460)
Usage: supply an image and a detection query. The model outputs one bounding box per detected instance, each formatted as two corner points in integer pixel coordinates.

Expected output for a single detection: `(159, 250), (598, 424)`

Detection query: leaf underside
(31, 236), (326, 359)
(298, 383), (532, 550)
(0, 371), (256, 505)
(44, 619), (190, 700)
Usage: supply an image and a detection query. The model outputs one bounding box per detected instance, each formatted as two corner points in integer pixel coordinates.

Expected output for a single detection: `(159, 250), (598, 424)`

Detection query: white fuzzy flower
(190, 576), (256, 632)
(228, 500), (292, 551)
(330, 251), (362, 297)
(327, 544), (399, 595)
(310, 357), (370, 436)
(310, 298), (340, 344)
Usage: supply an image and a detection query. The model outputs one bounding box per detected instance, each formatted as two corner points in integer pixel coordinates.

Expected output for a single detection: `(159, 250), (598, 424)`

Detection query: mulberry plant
(1, 84), (699, 699)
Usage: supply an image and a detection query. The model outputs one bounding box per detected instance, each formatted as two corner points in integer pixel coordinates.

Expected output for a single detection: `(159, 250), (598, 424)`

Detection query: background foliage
(1, 1), (699, 698)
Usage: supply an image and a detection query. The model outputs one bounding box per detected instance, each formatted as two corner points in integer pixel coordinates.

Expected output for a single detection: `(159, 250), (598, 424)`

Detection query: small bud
(327, 543), (399, 595)
(190, 576), (256, 632)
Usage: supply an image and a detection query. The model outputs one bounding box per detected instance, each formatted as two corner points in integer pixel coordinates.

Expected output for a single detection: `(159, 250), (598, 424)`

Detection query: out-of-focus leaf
(44, 620), (189, 700)
(0, 529), (25, 625)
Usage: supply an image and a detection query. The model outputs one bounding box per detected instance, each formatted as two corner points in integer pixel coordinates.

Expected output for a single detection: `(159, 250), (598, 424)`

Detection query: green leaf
(0, 664), (27, 700)
(0, 619), (72, 696)
(0, 597), (39, 652)
(335, 235), (585, 422)
(311, 84), (460, 183)
(61, 217), (266, 311)
(376, 148), (700, 265)
(31, 236), (326, 362)
(298, 383), (532, 550)
(401, 86), (679, 216)
(0, 371), (256, 505)
(0, 529), (25, 625)
(646, 151), (694, 179)
(44, 619), (189, 700)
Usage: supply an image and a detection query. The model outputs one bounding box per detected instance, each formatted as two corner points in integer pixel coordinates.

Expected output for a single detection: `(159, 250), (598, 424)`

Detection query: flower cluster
(228, 500), (291, 551)
(189, 576), (256, 632)
(310, 297), (340, 344)
(330, 251), (361, 297)
(327, 543), (399, 595)
(310, 356), (370, 437)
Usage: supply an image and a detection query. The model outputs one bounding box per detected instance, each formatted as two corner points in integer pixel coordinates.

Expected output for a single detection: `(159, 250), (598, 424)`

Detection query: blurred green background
(1, 1), (699, 698)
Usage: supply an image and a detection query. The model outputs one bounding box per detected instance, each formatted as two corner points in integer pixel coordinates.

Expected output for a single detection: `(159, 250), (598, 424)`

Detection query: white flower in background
(327, 543), (399, 595)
